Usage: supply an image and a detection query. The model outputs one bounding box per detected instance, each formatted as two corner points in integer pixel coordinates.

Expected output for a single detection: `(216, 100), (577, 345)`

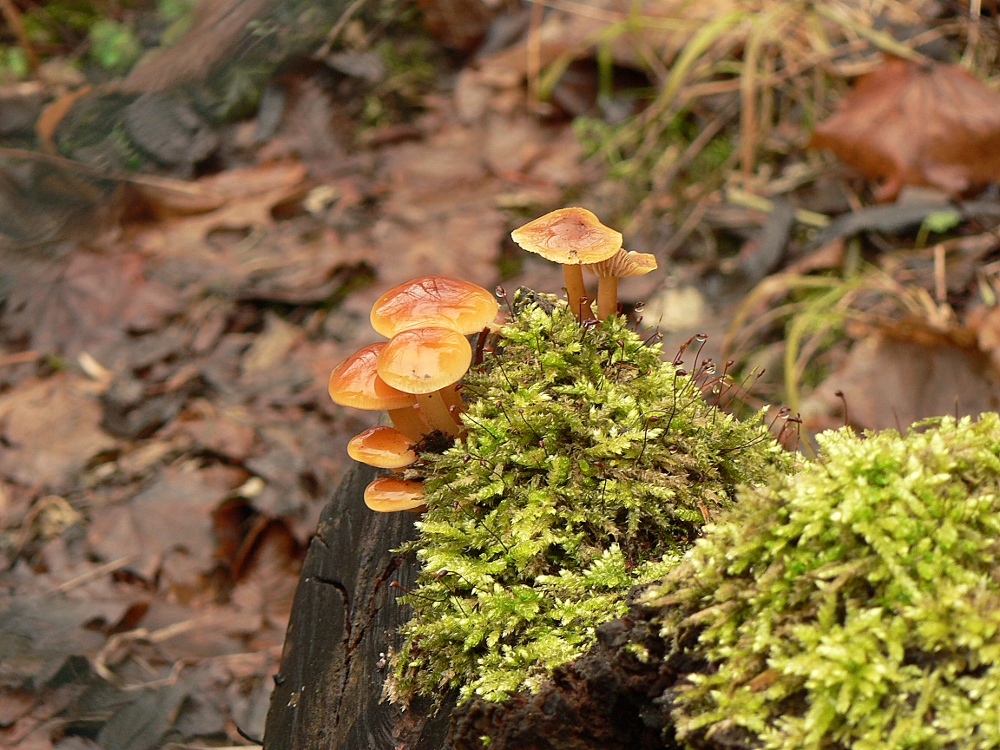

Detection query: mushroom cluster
(511, 207), (657, 320)
(328, 275), (499, 512)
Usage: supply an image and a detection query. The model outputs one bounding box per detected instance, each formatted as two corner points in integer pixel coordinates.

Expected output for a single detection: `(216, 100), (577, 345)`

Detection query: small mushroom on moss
(328, 343), (428, 441)
(376, 326), (472, 437)
(511, 207), (622, 319)
(370, 275), (500, 338)
(364, 476), (426, 512)
(347, 426), (417, 469)
(586, 249), (658, 320)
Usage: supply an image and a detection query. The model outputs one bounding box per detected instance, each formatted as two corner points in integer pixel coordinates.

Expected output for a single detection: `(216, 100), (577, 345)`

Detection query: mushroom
(511, 207), (622, 320)
(347, 426), (417, 469)
(328, 343), (429, 441)
(376, 326), (472, 437)
(370, 275), (498, 426)
(370, 275), (500, 338)
(364, 476), (426, 512)
(586, 249), (658, 320)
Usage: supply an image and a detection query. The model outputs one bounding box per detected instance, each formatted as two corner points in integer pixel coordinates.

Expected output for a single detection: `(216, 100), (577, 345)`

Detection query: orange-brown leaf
(810, 57), (1000, 201)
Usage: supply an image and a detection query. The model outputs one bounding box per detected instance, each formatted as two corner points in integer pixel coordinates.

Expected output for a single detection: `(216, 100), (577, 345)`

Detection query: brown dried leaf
(0, 374), (115, 489)
(175, 412), (257, 461)
(228, 520), (300, 638)
(811, 57), (1000, 201)
(416, 0), (510, 53)
(87, 464), (246, 589)
(1, 251), (180, 358)
(804, 334), (1000, 432)
(135, 161), (308, 240)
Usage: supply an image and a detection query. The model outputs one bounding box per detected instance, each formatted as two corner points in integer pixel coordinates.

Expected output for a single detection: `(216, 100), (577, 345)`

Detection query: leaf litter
(0, 17), (592, 747)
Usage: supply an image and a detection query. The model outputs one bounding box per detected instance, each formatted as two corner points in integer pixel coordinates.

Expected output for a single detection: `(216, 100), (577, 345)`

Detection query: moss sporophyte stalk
(648, 414), (1000, 750)
(387, 293), (790, 703)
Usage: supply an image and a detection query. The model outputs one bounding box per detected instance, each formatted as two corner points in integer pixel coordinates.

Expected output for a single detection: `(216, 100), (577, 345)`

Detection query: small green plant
(87, 19), (141, 73)
(648, 413), (1000, 750)
(914, 209), (963, 249)
(389, 293), (791, 703)
(0, 45), (30, 82)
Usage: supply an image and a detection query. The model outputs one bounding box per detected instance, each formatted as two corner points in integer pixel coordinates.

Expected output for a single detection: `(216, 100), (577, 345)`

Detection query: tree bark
(263, 463), (454, 750)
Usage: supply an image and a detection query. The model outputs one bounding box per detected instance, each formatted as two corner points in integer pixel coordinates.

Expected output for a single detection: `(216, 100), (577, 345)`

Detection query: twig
(46, 554), (137, 594)
(0, 0), (39, 72)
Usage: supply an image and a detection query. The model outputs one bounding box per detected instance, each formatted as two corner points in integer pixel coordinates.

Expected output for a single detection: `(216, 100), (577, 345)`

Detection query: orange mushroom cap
(370, 275), (500, 338)
(328, 343), (417, 410)
(347, 426), (417, 469)
(364, 476), (426, 512)
(510, 207), (622, 265)
(376, 326), (473, 395)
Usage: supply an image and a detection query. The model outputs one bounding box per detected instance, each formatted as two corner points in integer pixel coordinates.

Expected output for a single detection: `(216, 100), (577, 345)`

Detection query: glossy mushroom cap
(370, 275), (500, 338)
(364, 476), (426, 512)
(586, 249), (658, 278)
(328, 343), (416, 410)
(510, 207), (622, 265)
(376, 326), (473, 395)
(347, 426), (417, 469)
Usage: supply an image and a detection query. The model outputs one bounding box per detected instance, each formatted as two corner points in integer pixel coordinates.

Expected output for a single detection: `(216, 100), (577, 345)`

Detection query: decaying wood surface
(263, 463), (454, 750)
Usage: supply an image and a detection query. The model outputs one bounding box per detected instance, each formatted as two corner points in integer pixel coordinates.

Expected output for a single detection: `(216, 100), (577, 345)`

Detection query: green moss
(647, 414), (1000, 750)
(390, 293), (790, 703)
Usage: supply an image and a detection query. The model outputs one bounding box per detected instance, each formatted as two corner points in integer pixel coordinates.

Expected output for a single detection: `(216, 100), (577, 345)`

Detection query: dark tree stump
(263, 463), (454, 750)
(264, 469), (703, 750)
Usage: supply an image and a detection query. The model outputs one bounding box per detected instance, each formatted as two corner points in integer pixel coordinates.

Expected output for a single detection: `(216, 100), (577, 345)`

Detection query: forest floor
(3, 1), (1000, 748)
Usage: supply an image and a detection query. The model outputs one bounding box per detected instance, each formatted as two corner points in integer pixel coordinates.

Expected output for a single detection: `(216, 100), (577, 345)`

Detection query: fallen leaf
(145, 219), (364, 304)
(135, 161), (309, 251)
(1, 251), (180, 358)
(810, 57), (1000, 201)
(0, 374), (115, 489)
(174, 411), (257, 461)
(803, 334), (1000, 432)
(416, 0), (505, 53)
(228, 520), (300, 637)
(241, 313), (302, 375)
(87, 464), (246, 589)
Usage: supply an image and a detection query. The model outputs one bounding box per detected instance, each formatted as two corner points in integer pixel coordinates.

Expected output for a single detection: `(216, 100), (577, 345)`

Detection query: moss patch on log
(389, 292), (790, 703)
(648, 413), (1000, 750)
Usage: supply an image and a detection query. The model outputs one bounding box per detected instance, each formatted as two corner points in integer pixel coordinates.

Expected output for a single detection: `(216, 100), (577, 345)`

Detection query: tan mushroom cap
(328, 343), (416, 410)
(510, 207), (622, 265)
(364, 476), (426, 512)
(586, 249), (658, 278)
(370, 275), (500, 338)
(376, 326), (472, 395)
(348, 426), (417, 469)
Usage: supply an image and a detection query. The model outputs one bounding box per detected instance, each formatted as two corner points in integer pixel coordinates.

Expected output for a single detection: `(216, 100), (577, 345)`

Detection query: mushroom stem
(597, 276), (619, 320)
(387, 405), (430, 442)
(417, 391), (462, 437)
(563, 264), (589, 320)
(439, 384), (465, 424)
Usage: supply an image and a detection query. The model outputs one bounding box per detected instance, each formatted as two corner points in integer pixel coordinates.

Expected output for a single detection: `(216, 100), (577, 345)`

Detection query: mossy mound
(648, 414), (1000, 750)
(390, 294), (790, 703)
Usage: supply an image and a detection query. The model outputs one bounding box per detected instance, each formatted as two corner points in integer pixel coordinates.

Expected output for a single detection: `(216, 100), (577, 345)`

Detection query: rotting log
(263, 462), (453, 750)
